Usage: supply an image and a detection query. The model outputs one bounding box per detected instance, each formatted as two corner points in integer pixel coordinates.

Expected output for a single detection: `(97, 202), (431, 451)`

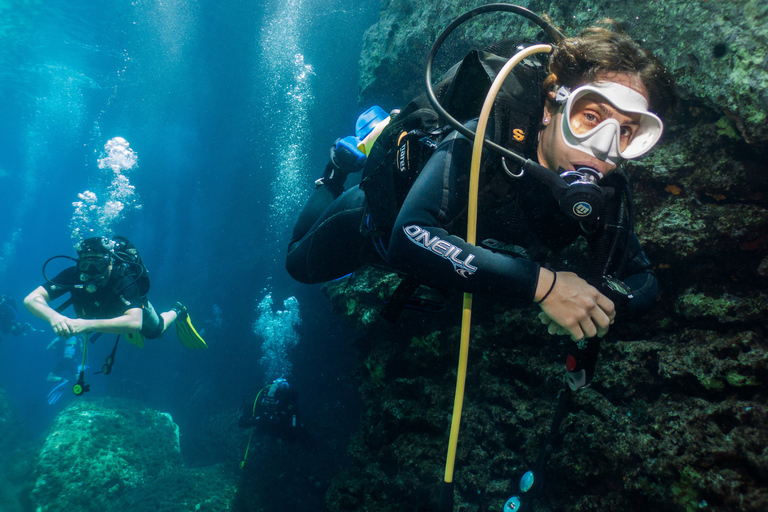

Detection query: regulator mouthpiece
(557, 166), (606, 222)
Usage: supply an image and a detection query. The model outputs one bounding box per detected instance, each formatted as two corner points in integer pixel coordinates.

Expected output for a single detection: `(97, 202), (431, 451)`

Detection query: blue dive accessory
(317, 106), (390, 189)
(501, 472), (535, 510)
(334, 105), (392, 173)
(332, 136), (366, 171)
(47, 379), (69, 405)
(356, 105), (389, 140)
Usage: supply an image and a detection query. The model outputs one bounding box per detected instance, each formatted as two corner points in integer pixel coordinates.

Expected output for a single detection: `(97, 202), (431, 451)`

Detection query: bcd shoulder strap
(360, 44), (546, 236)
(360, 44), (547, 322)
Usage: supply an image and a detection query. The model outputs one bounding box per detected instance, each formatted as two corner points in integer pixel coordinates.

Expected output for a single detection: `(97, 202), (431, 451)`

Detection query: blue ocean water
(0, 0), (377, 477)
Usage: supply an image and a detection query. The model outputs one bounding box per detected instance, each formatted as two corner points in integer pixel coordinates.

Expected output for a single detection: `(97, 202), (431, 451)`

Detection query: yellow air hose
(442, 44), (553, 489)
(240, 386), (266, 469)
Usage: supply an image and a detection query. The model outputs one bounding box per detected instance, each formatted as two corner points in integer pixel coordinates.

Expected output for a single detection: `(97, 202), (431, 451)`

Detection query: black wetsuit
(42, 267), (165, 338)
(239, 384), (305, 443)
(235, 383), (316, 511)
(287, 127), (657, 315)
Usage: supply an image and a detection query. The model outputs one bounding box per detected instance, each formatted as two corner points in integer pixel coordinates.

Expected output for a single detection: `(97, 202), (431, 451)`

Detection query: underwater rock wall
(358, 0), (768, 146)
(323, 1), (768, 511)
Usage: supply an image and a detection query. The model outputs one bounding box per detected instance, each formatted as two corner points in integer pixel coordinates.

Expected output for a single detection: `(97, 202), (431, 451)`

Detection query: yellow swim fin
(126, 332), (145, 348)
(174, 304), (208, 349)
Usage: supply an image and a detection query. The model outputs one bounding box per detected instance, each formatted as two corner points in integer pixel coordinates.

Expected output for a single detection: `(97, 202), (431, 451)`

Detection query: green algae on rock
(31, 397), (237, 512)
(32, 398), (183, 512)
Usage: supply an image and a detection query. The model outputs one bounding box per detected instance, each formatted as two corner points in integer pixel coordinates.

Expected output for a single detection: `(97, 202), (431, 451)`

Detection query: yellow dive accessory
(126, 331), (145, 348)
(240, 386), (267, 469)
(175, 311), (208, 349)
(423, 9), (563, 510)
(441, 42), (554, 493)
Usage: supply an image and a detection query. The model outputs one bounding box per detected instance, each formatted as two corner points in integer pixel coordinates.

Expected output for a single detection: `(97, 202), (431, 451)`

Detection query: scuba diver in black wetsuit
(239, 378), (311, 446)
(23, 235), (207, 395)
(0, 294), (38, 342)
(25, 236), (208, 395)
(288, 7), (679, 510)
(286, 20), (677, 342)
(24, 236), (184, 341)
(235, 378), (317, 512)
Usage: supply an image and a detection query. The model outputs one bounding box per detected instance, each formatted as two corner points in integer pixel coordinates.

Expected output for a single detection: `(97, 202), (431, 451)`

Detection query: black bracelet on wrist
(534, 270), (557, 304)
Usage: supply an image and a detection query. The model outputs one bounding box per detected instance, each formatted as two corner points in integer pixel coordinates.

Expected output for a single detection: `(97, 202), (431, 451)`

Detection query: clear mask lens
(559, 82), (663, 164)
(77, 256), (109, 274)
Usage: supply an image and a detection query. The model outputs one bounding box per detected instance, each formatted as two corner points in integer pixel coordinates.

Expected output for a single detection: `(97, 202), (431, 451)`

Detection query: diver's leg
(140, 302), (166, 338)
(289, 183), (340, 244)
(290, 149), (358, 243)
(286, 185), (370, 283)
(159, 311), (177, 331)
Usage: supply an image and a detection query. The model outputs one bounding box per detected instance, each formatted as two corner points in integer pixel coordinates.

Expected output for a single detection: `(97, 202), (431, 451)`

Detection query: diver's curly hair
(544, 23), (678, 118)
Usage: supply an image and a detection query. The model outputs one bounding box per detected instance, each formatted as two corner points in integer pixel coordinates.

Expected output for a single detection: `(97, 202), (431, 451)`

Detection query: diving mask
(557, 81), (663, 165)
(77, 255), (111, 275)
(77, 255), (111, 292)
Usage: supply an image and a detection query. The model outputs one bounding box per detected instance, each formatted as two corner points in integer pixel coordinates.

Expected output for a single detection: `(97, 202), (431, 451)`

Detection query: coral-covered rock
(31, 397), (236, 512)
(325, 275), (768, 511)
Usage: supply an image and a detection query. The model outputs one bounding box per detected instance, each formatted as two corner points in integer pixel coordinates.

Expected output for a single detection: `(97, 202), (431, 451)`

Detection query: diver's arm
(24, 286), (73, 337)
(388, 131), (614, 340)
(68, 308), (143, 335)
(388, 133), (541, 301)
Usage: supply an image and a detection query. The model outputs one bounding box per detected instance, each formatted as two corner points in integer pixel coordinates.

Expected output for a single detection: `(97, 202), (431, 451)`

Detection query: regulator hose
(426, 7), (565, 511)
(425, 4), (564, 167)
(439, 43), (554, 510)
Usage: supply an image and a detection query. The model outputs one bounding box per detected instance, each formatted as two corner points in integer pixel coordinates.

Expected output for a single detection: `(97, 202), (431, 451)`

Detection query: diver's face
(77, 255), (111, 275)
(78, 255), (112, 289)
(537, 72), (651, 177)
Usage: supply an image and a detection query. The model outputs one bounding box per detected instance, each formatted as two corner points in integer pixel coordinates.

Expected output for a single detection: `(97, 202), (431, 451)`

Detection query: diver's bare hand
(537, 312), (571, 337)
(50, 314), (75, 338)
(68, 318), (92, 334)
(535, 270), (615, 341)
